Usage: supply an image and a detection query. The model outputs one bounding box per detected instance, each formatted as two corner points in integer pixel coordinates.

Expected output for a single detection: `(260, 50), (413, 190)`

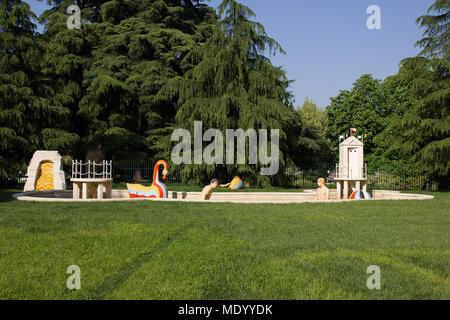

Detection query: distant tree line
(300, 0), (449, 189)
(0, 0), (448, 188)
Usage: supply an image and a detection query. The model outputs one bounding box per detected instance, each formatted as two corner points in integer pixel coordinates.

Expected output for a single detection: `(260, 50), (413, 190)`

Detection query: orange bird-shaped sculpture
(127, 160), (169, 198)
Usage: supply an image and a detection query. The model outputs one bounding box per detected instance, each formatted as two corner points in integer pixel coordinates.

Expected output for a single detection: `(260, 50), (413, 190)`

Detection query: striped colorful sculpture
(228, 176), (249, 190)
(127, 160), (169, 198)
(350, 190), (371, 200)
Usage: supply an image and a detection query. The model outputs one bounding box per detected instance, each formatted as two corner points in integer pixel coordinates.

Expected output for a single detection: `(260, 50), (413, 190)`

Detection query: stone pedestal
(335, 179), (367, 199)
(70, 179), (113, 200)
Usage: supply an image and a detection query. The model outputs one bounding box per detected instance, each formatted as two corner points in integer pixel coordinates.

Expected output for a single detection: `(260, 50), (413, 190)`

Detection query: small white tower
(335, 136), (367, 199)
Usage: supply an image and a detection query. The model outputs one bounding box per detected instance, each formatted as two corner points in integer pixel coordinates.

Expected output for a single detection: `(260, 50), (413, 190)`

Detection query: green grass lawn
(0, 188), (448, 300)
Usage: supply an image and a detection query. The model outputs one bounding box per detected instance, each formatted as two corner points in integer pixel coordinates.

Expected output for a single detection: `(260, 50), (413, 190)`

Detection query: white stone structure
(24, 151), (66, 191)
(335, 136), (367, 199)
(70, 160), (112, 199)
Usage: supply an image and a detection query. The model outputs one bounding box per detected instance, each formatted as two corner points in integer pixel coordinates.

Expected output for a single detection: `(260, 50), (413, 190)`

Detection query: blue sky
(26, 0), (434, 108)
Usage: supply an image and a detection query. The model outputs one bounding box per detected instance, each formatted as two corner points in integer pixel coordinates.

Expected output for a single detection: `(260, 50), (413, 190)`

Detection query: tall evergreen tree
(165, 0), (303, 185)
(80, 0), (215, 161)
(378, 58), (449, 188)
(39, 0), (105, 161)
(39, 0), (215, 161)
(0, 0), (77, 178)
(378, 0), (449, 189)
(298, 98), (328, 137)
(415, 0), (449, 59)
(296, 98), (331, 167)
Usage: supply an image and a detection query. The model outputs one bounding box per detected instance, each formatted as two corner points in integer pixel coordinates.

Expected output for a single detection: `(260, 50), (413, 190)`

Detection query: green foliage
(165, 0), (325, 186)
(38, 0), (215, 162)
(326, 0), (449, 189)
(291, 99), (331, 167)
(415, 0), (449, 59)
(378, 57), (449, 189)
(1, 0), (447, 191)
(0, 0), (78, 178)
(376, 0), (449, 188)
(326, 74), (392, 162)
(298, 98), (328, 135)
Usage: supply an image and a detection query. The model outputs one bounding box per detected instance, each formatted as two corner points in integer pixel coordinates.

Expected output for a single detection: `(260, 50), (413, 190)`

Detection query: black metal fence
(366, 168), (436, 191)
(285, 164), (335, 189)
(285, 165), (437, 191)
(112, 161), (437, 191)
(1, 161), (436, 191)
(113, 161), (182, 184)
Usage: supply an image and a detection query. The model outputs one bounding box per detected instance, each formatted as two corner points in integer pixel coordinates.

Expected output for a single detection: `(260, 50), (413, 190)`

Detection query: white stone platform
(70, 178), (113, 200)
(12, 190), (435, 203)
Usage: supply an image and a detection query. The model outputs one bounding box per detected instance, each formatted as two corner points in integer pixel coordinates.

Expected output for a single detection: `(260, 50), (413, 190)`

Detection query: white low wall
(12, 189), (434, 203)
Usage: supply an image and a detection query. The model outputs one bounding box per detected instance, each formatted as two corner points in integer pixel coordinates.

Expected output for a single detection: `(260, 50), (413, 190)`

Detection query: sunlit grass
(0, 189), (448, 299)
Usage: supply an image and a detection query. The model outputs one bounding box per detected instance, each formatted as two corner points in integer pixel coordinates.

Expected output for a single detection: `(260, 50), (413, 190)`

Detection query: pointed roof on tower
(340, 136), (363, 146)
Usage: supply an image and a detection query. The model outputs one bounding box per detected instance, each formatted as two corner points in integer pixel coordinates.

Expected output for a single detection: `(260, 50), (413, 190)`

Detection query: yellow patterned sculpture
(35, 161), (54, 191)
(24, 151), (66, 192)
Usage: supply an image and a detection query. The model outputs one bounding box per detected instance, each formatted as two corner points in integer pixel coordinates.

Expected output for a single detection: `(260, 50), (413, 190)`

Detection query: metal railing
(110, 161), (436, 191)
(285, 165), (436, 191)
(112, 161), (181, 184)
(71, 160), (112, 179)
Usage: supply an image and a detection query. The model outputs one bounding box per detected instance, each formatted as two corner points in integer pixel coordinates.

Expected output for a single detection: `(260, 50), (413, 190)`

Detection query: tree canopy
(373, 0), (449, 188)
(164, 0), (324, 185)
(0, 0), (77, 177)
(326, 74), (391, 163)
(0, 0), (448, 189)
(415, 0), (449, 59)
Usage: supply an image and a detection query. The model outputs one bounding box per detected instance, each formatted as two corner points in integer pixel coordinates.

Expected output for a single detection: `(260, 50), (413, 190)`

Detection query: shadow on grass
(87, 227), (188, 300)
(0, 189), (19, 203)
